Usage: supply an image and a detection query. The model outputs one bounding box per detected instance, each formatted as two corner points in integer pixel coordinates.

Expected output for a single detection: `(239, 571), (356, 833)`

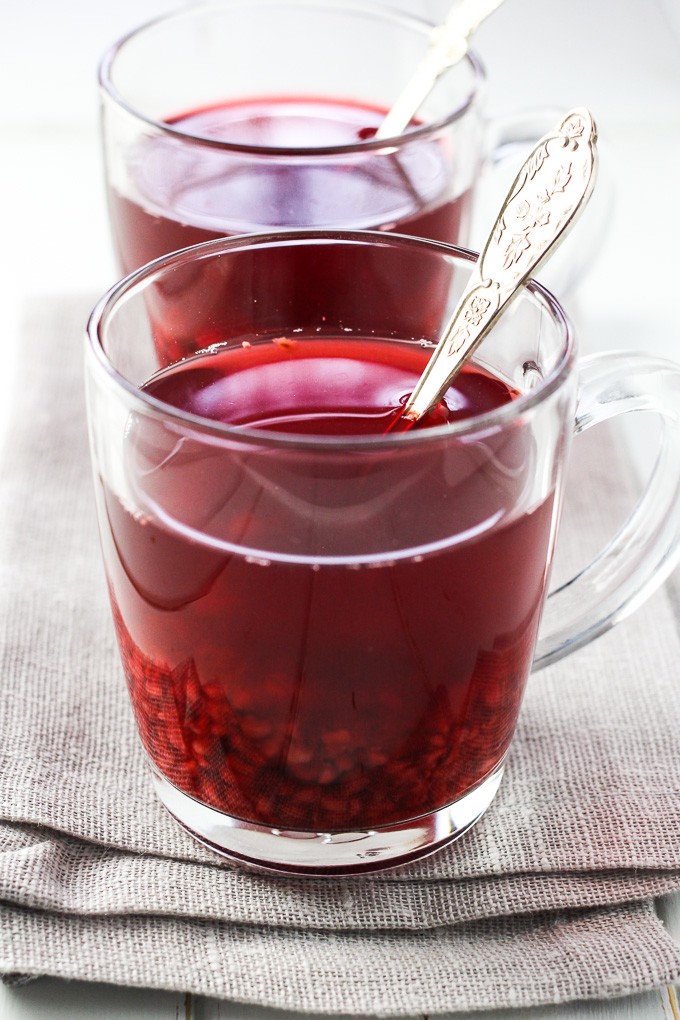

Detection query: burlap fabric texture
(0, 296), (679, 1013)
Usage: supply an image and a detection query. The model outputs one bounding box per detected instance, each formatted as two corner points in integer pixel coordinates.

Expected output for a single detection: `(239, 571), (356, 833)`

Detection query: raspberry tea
(99, 338), (554, 838)
(90, 230), (651, 875)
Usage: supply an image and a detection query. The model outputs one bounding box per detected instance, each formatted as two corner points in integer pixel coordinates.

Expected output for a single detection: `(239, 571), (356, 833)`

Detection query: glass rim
(86, 229), (576, 451)
(97, 0), (485, 155)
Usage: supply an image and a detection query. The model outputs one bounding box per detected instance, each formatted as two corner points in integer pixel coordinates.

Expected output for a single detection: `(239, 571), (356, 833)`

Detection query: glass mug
(98, 0), (598, 292)
(85, 231), (680, 875)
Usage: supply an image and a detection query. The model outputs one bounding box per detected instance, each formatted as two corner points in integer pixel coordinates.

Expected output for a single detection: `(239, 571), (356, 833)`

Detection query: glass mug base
(150, 762), (505, 875)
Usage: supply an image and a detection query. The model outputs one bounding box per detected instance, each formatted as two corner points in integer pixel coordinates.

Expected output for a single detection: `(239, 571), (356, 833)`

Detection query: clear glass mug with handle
(98, 0), (605, 292)
(85, 230), (680, 875)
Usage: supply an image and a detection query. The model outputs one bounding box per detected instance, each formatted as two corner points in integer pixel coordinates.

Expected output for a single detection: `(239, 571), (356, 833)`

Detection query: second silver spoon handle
(401, 108), (598, 423)
(375, 0), (505, 141)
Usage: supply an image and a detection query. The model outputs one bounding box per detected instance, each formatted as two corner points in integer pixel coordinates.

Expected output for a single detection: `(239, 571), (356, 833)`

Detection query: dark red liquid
(108, 97), (472, 275)
(101, 338), (555, 831)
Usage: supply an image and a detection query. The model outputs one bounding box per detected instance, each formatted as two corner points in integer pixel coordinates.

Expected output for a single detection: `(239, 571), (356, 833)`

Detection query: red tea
(108, 96), (472, 274)
(100, 337), (555, 831)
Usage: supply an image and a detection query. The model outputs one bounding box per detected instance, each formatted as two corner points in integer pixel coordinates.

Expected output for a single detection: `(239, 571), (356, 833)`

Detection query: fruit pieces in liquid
(101, 337), (555, 831)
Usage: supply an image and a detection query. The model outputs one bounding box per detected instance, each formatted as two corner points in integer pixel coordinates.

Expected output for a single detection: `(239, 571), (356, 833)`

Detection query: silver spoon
(398, 107), (598, 426)
(375, 0), (506, 141)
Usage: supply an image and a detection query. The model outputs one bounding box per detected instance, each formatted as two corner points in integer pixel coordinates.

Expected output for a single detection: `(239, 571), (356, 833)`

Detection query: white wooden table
(1, 0), (679, 1015)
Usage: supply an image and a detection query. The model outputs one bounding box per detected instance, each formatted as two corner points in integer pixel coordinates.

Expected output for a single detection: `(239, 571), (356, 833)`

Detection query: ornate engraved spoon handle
(375, 0), (506, 141)
(401, 108), (598, 424)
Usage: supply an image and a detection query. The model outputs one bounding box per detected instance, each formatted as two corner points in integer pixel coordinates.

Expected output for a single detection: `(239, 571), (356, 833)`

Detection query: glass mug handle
(472, 108), (615, 295)
(534, 352), (680, 669)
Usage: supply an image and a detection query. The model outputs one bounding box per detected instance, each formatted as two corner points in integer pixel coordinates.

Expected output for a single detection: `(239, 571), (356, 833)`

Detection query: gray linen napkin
(0, 295), (679, 1013)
